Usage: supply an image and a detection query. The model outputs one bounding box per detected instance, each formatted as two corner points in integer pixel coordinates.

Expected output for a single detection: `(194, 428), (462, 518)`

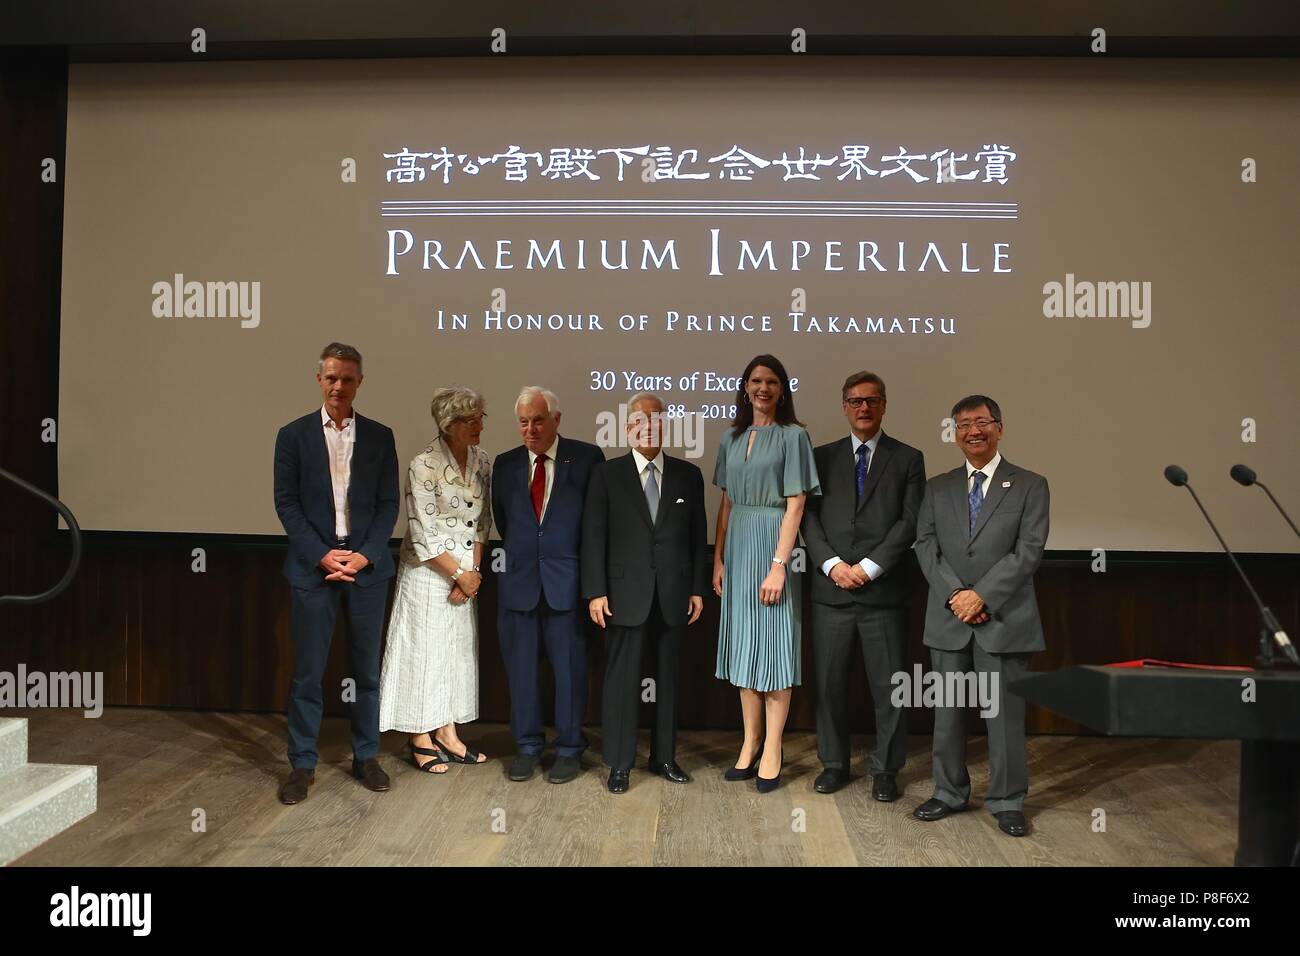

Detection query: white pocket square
(675, 498), (685, 503)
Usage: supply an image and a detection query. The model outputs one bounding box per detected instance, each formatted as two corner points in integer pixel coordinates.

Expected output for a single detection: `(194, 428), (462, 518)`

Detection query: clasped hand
(320, 548), (369, 582)
(948, 588), (989, 624)
(829, 561), (869, 590)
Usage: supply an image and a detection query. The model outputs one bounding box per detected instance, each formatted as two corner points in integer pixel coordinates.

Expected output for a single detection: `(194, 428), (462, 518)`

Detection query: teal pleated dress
(713, 423), (821, 691)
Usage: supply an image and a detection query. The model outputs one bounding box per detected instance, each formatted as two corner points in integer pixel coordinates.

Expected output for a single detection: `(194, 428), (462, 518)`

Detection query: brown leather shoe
(352, 758), (391, 792)
(278, 768), (315, 805)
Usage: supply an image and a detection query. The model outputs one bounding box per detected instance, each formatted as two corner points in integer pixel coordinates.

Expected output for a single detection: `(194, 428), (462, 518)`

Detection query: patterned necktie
(855, 442), (870, 499)
(530, 453), (548, 521)
(968, 470), (986, 536)
(645, 461), (659, 522)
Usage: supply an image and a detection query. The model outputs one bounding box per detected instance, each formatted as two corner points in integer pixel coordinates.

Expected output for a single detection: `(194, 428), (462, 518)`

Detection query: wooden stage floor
(11, 707), (1241, 867)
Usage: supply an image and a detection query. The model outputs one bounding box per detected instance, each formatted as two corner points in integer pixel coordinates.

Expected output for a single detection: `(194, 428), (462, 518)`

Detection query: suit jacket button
(967, 550), (974, 556)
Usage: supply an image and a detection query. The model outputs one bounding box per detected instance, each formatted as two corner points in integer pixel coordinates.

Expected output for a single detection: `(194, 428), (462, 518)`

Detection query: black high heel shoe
(724, 739), (764, 781)
(755, 747), (783, 793)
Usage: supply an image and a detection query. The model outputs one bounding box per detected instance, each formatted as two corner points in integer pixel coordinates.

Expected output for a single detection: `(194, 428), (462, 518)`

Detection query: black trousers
(812, 602), (908, 775)
(600, 590), (681, 771)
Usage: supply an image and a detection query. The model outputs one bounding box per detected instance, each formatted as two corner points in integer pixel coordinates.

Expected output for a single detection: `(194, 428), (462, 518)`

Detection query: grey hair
(627, 392), (665, 414)
(430, 385), (486, 435)
(515, 385), (560, 416)
(318, 342), (363, 376)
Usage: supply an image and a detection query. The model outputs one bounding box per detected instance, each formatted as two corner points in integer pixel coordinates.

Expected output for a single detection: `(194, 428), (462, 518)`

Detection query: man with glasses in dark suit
(802, 371), (925, 800)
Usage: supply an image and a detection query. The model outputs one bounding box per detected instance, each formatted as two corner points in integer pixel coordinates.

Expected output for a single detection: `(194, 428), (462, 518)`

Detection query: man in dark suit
(492, 386), (604, 784)
(272, 342), (399, 804)
(582, 393), (709, 794)
(801, 371), (925, 801)
(912, 395), (1049, 837)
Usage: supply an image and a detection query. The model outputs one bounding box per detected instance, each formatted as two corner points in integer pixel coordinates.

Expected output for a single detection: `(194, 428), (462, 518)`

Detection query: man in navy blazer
(272, 342), (399, 804)
(492, 386), (604, 784)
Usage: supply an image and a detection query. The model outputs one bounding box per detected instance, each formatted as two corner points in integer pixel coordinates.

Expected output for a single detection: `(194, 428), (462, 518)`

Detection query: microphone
(1164, 464), (1298, 667)
(1230, 464), (1300, 539)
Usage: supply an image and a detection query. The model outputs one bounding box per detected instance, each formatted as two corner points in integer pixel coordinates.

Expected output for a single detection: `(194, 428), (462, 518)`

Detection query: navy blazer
(273, 409), (400, 590)
(491, 436), (605, 612)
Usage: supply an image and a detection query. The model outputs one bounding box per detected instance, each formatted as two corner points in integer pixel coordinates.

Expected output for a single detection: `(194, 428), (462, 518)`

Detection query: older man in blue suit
(272, 342), (399, 804)
(492, 386), (604, 784)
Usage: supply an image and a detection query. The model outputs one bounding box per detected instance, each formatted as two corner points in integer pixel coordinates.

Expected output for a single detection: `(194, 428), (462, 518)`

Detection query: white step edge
(0, 763), (98, 866)
(0, 719), (25, 774)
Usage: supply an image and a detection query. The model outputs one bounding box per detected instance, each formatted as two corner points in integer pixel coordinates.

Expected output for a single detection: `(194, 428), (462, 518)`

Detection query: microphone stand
(1175, 479), (1297, 669)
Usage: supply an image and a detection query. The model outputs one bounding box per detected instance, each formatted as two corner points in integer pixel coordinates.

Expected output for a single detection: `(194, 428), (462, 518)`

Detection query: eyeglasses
(954, 419), (1000, 432)
(844, 397), (885, 409)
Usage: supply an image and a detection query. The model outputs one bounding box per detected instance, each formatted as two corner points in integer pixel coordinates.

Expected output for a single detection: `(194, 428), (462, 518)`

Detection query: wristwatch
(771, 557), (785, 566)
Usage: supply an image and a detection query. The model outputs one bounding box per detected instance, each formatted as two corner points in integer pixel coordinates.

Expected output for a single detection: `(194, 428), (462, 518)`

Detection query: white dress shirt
(321, 405), (355, 538)
(631, 448), (666, 492)
(965, 452), (1002, 495)
(527, 437), (558, 521)
(822, 433), (885, 581)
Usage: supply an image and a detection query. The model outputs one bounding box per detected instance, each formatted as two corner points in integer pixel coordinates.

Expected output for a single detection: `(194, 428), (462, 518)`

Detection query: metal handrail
(0, 466), (81, 605)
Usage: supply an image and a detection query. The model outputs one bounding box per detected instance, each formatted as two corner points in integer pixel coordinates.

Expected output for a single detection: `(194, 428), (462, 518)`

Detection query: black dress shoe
(352, 758), (391, 792)
(508, 752), (539, 781)
(814, 768), (849, 794)
(278, 768), (315, 805)
(548, 755), (582, 784)
(913, 797), (968, 821)
(872, 774), (899, 803)
(607, 769), (630, 794)
(994, 810), (1028, 837)
(648, 760), (691, 783)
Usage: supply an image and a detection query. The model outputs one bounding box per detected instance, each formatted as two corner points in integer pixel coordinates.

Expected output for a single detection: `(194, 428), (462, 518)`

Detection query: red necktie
(530, 454), (548, 521)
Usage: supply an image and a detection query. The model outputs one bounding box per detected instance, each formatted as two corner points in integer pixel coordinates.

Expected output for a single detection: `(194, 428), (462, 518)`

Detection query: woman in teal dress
(712, 354), (820, 792)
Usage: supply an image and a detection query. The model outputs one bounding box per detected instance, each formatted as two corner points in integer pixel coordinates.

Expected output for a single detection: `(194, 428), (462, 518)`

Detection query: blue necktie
(968, 470), (986, 536)
(645, 462), (659, 522)
(855, 443), (870, 499)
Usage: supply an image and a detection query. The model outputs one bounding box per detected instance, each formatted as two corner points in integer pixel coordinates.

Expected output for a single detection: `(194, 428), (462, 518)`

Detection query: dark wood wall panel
(3, 532), (1297, 735)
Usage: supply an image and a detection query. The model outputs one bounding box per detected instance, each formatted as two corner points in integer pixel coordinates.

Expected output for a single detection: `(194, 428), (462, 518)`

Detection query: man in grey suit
(912, 395), (1049, 837)
(801, 371), (925, 800)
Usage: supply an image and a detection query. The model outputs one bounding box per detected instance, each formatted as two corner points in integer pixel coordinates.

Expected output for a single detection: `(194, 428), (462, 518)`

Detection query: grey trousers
(929, 637), (1032, 814)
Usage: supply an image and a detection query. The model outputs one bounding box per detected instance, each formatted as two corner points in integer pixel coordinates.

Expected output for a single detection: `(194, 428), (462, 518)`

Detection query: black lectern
(1010, 665), (1300, 866)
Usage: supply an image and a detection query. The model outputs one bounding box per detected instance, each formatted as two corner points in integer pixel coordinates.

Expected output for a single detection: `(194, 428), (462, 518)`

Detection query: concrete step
(0, 719), (25, 774)
(0, 759), (97, 866)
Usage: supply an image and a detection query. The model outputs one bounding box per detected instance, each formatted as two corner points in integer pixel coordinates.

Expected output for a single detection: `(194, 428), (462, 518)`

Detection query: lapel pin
(675, 498), (685, 504)
(1002, 481), (1012, 488)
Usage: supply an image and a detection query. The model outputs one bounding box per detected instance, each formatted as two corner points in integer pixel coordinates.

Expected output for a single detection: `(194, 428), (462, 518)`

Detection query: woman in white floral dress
(379, 386), (492, 773)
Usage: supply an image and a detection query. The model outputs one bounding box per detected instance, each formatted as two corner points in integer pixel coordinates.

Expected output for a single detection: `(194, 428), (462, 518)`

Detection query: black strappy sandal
(408, 741), (449, 773)
(434, 739), (485, 765)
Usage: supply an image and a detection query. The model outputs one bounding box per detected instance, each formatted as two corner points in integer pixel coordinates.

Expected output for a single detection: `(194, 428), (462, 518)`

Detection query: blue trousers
(287, 579), (387, 769)
(498, 599), (588, 758)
